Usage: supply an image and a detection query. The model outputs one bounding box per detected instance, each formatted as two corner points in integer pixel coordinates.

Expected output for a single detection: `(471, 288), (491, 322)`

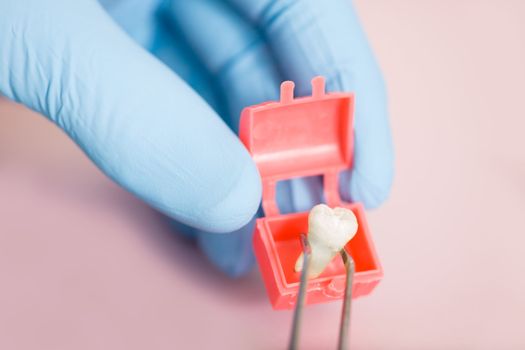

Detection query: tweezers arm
(289, 236), (355, 350)
(338, 249), (355, 350)
(289, 234), (311, 350)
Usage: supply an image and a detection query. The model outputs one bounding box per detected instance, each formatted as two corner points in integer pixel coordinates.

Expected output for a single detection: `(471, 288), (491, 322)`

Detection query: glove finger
(99, 0), (221, 111)
(196, 218), (257, 278)
(160, 0), (290, 276)
(0, 0), (261, 232)
(161, 0), (281, 132)
(98, 0), (163, 49)
(228, 0), (395, 208)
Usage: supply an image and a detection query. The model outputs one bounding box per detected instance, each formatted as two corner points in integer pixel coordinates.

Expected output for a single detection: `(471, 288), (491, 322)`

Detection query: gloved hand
(0, 0), (393, 277)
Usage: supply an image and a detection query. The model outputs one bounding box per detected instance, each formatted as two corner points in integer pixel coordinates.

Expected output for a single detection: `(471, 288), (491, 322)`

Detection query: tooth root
(295, 246), (339, 278)
(294, 252), (304, 273)
(308, 249), (338, 278)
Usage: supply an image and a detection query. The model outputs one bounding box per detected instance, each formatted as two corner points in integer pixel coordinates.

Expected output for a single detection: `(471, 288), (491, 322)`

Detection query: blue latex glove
(0, 0), (394, 277)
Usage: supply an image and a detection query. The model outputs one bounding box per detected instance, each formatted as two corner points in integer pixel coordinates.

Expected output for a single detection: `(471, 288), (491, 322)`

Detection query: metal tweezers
(289, 234), (355, 350)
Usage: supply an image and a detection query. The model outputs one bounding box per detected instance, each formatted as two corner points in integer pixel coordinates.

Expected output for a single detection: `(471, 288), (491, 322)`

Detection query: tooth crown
(296, 204), (358, 278)
(308, 205), (358, 251)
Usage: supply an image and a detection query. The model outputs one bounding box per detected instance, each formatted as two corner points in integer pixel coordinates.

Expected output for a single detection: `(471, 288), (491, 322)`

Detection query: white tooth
(295, 204), (358, 278)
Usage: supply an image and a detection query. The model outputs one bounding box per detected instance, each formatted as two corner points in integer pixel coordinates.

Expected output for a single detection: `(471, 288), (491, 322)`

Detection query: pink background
(1, 1), (524, 349)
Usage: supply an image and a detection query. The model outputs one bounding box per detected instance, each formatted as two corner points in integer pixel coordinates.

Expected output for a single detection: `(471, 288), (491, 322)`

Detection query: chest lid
(239, 77), (354, 180)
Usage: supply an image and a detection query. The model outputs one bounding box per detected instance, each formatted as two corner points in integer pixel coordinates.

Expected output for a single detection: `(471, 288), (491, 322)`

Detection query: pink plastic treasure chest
(239, 76), (383, 310)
